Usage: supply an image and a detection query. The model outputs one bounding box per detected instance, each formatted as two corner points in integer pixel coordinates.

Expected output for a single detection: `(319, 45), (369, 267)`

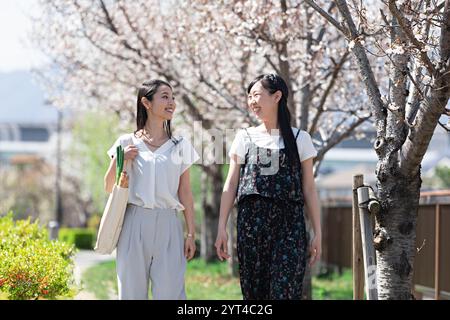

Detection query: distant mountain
(0, 70), (57, 124)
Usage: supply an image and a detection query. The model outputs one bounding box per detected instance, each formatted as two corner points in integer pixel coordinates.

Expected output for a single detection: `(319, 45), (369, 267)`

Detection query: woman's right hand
(215, 229), (230, 261)
(124, 145), (139, 161)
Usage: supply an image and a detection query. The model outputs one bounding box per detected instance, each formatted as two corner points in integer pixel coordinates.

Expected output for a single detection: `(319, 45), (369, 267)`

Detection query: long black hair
(247, 74), (300, 166)
(134, 79), (173, 140)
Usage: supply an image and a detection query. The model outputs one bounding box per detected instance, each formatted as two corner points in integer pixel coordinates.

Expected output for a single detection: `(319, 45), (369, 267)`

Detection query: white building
(316, 125), (450, 200)
(0, 71), (58, 165)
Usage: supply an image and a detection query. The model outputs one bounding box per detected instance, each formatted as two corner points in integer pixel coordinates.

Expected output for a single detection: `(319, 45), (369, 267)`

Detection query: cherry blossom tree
(305, 0), (450, 299)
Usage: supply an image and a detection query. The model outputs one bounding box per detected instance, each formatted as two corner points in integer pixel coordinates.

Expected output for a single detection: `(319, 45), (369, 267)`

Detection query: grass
(80, 258), (352, 300)
(80, 258), (241, 300)
(80, 260), (117, 300)
(185, 259), (242, 300)
(312, 269), (353, 300)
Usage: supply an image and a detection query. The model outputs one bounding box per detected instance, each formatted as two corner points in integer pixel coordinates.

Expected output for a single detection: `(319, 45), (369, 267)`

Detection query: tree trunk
(279, 0), (296, 122)
(374, 167), (421, 299)
(304, 0), (450, 300)
(228, 206), (239, 277)
(300, 83), (311, 131)
(201, 164), (224, 262)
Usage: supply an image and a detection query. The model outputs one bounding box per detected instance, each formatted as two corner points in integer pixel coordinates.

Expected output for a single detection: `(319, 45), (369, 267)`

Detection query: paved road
(73, 250), (116, 300)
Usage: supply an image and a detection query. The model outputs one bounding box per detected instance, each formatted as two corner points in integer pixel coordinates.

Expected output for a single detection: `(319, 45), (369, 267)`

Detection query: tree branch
(400, 0), (450, 174)
(118, 3), (151, 54)
(440, 0), (450, 63)
(181, 93), (210, 127)
(263, 52), (282, 75)
(388, 0), (436, 75)
(303, 0), (348, 35)
(314, 114), (371, 164)
(371, 14), (429, 126)
(98, 0), (142, 57)
(333, 0), (387, 139)
(198, 72), (246, 114)
(386, 12), (409, 155)
(309, 50), (350, 134)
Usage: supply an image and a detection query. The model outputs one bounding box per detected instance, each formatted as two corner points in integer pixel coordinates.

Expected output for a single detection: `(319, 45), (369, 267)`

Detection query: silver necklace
(141, 130), (167, 147)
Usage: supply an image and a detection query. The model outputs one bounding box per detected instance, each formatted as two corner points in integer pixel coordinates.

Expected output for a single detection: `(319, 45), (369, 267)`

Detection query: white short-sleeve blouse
(107, 133), (200, 211)
(228, 127), (317, 162)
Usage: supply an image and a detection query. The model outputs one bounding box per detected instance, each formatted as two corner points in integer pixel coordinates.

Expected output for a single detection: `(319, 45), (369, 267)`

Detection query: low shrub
(0, 212), (76, 300)
(59, 228), (96, 250)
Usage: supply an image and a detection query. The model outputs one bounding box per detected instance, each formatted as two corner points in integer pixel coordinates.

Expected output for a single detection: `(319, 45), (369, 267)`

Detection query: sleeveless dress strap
(243, 128), (253, 143)
(295, 129), (301, 140)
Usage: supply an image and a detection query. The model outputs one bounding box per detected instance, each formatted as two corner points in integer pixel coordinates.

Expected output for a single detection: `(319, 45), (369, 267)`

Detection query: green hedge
(59, 228), (96, 250)
(0, 212), (76, 300)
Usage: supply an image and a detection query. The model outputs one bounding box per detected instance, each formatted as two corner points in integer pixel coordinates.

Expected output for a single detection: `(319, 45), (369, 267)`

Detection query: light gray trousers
(116, 204), (187, 300)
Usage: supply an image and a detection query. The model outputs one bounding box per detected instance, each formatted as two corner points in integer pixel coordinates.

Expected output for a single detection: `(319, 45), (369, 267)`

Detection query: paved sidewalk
(73, 250), (116, 300)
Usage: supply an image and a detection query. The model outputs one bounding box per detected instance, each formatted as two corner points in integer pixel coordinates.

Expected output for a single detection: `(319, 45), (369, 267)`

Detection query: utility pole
(49, 107), (63, 240)
(55, 108), (63, 226)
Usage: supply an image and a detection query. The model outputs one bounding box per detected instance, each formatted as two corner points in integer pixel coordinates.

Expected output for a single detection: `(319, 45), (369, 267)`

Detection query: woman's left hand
(309, 235), (322, 267)
(184, 237), (196, 261)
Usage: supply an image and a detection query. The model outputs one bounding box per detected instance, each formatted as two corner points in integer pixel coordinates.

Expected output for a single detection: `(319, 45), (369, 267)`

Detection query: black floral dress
(236, 128), (307, 300)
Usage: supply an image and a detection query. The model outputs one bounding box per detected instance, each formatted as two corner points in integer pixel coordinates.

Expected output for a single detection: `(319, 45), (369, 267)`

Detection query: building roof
(316, 164), (377, 190)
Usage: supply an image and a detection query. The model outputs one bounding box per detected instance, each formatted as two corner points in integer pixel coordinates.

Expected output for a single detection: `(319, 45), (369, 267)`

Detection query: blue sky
(0, 0), (47, 72)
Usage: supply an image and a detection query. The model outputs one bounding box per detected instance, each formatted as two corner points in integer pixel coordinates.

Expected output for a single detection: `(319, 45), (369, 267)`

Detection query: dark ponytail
(135, 79), (173, 140)
(247, 74), (300, 166)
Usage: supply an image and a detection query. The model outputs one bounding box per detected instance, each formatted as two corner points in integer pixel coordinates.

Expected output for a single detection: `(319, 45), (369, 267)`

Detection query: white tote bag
(95, 147), (131, 255)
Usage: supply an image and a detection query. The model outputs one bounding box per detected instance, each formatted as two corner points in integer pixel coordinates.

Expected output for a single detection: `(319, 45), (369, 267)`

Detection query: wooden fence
(321, 191), (450, 299)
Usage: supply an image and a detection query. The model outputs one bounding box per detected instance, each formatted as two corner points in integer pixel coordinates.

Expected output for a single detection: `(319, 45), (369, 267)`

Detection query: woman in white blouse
(104, 79), (199, 300)
(215, 74), (322, 300)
